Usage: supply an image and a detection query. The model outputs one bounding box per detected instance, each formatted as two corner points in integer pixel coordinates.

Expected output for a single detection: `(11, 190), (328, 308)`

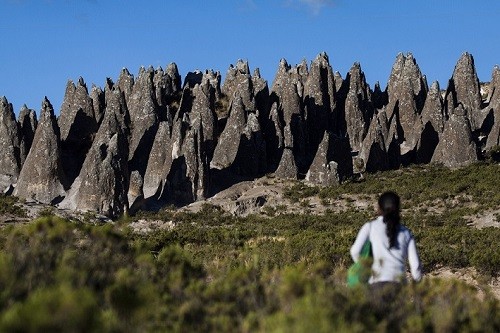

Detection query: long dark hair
(378, 191), (401, 249)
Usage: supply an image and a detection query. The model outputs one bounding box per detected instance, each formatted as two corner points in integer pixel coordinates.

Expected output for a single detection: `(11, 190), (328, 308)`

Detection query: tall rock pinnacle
(14, 98), (67, 203)
(0, 97), (21, 192)
(58, 77), (98, 184)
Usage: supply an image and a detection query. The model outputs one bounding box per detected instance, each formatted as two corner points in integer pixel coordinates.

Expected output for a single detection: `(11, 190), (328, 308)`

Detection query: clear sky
(1, 0), (500, 115)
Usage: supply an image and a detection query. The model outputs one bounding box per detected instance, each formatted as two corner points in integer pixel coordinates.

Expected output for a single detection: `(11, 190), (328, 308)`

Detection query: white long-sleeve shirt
(350, 216), (422, 283)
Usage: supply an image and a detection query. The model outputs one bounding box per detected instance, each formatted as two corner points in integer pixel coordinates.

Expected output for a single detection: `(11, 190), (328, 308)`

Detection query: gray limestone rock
(14, 98), (67, 203)
(270, 60), (307, 175)
(222, 60), (255, 111)
(304, 53), (336, 161)
(17, 104), (38, 167)
(60, 88), (130, 217)
(386, 53), (427, 144)
(90, 84), (105, 125)
(58, 77), (98, 183)
(275, 148), (297, 179)
(143, 121), (173, 199)
(445, 53), (482, 130)
(359, 111), (389, 172)
(0, 97), (21, 192)
(485, 66), (500, 150)
(127, 66), (159, 192)
(343, 62), (373, 152)
(432, 105), (477, 167)
(211, 95), (266, 176)
(414, 82), (444, 163)
(305, 131), (353, 186)
(117, 68), (135, 105)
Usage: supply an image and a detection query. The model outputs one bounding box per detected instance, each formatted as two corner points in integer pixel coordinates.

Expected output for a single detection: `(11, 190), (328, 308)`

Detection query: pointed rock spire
(58, 77), (98, 184)
(0, 97), (21, 192)
(446, 52), (482, 130)
(386, 53), (427, 142)
(14, 98), (67, 203)
(343, 62), (373, 152)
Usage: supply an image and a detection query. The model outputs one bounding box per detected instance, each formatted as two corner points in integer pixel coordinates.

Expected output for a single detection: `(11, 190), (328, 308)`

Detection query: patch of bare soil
(465, 209), (500, 229)
(182, 176), (377, 217)
(430, 267), (500, 300)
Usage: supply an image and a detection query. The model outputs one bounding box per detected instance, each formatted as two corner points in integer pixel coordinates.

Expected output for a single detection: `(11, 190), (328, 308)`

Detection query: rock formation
(0, 97), (21, 193)
(17, 104), (38, 167)
(58, 77), (98, 183)
(14, 98), (67, 204)
(2, 52), (498, 217)
(60, 87), (130, 217)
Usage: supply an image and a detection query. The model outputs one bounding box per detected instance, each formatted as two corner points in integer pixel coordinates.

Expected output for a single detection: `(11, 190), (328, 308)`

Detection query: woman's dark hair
(378, 191), (401, 249)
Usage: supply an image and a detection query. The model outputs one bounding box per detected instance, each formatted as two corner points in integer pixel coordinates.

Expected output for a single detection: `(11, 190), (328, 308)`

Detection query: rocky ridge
(2, 53), (500, 217)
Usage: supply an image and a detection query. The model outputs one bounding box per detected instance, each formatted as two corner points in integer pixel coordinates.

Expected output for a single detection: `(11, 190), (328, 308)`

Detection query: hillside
(0, 162), (498, 331)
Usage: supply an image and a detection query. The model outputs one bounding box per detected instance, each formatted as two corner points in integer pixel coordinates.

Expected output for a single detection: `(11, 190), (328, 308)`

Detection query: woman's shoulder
(398, 224), (414, 238)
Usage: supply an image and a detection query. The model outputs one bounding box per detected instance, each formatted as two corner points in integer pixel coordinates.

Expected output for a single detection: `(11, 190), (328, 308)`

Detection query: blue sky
(1, 0), (499, 114)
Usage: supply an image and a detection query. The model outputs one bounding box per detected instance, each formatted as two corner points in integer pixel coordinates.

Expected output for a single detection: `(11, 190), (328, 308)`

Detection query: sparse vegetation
(0, 163), (499, 331)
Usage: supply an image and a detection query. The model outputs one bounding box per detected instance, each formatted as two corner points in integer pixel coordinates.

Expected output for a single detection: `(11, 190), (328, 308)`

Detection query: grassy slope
(0, 163), (498, 332)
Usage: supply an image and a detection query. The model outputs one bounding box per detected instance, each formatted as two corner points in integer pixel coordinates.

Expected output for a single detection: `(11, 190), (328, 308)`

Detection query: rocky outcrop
(14, 98), (67, 203)
(0, 97), (21, 192)
(3, 52), (499, 216)
(17, 105), (38, 167)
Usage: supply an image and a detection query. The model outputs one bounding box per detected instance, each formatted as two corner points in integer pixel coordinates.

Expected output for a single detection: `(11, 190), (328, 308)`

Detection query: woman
(350, 191), (422, 286)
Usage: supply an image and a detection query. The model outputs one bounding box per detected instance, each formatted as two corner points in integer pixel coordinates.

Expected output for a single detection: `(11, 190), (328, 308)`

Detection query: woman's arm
(350, 223), (370, 262)
(408, 235), (422, 282)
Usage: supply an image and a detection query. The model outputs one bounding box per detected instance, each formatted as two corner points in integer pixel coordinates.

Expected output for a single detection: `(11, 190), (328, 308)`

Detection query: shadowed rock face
(343, 62), (373, 152)
(386, 53), (428, 144)
(60, 87), (130, 217)
(58, 78), (98, 184)
(446, 53), (482, 130)
(432, 105), (478, 168)
(3, 53), (500, 216)
(485, 66), (500, 150)
(14, 98), (67, 204)
(306, 131), (353, 186)
(0, 97), (21, 192)
(18, 105), (38, 167)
